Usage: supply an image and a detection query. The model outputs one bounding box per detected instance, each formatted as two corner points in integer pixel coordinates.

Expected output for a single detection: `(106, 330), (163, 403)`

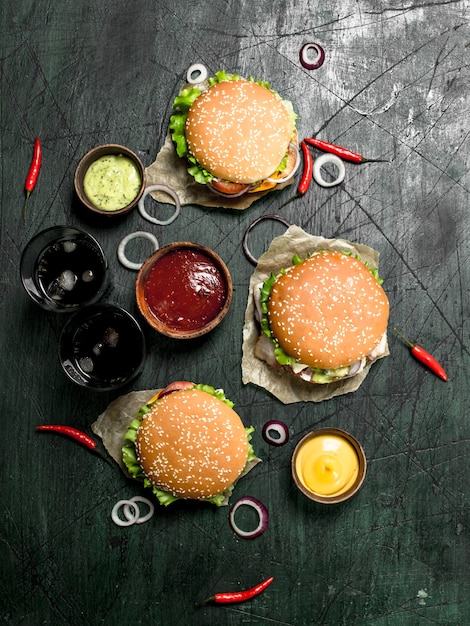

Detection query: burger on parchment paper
(92, 381), (260, 506)
(145, 70), (299, 210)
(242, 226), (390, 404)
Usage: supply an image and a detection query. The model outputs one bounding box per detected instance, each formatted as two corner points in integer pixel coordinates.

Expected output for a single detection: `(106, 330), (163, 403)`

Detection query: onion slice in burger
(229, 496), (269, 539)
(347, 359), (364, 377)
(265, 143), (301, 184)
(262, 420), (289, 446)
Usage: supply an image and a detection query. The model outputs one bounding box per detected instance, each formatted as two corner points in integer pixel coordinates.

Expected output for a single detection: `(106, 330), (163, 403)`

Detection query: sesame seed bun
(185, 79), (293, 184)
(267, 251), (390, 370)
(135, 388), (249, 500)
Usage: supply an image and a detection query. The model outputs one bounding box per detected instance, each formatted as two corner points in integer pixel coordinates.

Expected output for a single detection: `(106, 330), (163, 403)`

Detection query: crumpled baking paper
(241, 225), (389, 404)
(92, 389), (158, 474)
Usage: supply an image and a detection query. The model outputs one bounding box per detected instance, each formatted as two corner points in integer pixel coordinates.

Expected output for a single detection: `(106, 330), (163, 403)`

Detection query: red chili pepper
(197, 576), (274, 606)
(298, 141), (313, 195)
(304, 137), (388, 164)
(23, 136), (42, 217)
(394, 328), (448, 382)
(276, 142), (313, 210)
(36, 424), (107, 458)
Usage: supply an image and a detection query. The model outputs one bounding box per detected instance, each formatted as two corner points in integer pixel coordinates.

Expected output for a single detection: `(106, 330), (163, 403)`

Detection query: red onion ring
(299, 43), (325, 70)
(347, 359), (363, 377)
(262, 420), (289, 446)
(229, 496), (269, 539)
(242, 214), (292, 266)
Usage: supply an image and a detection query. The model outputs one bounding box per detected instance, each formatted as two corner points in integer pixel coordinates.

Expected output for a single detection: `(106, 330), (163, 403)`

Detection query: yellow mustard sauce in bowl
(292, 428), (366, 503)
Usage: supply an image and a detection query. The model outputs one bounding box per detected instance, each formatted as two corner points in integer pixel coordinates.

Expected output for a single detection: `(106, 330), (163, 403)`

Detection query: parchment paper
(91, 389), (158, 474)
(144, 134), (294, 210)
(241, 225), (389, 404)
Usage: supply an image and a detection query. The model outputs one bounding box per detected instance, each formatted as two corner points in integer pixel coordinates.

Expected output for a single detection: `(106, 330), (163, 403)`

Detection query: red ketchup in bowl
(143, 247), (228, 332)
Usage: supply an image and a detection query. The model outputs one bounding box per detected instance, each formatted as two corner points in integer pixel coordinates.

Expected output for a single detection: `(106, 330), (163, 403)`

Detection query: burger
(253, 250), (390, 384)
(122, 381), (259, 506)
(169, 70), (299, 198)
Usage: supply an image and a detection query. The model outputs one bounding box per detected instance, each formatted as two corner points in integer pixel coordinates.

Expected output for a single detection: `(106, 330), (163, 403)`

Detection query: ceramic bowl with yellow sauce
(292, 428), (366, 504)
(74, 144), (146, 217)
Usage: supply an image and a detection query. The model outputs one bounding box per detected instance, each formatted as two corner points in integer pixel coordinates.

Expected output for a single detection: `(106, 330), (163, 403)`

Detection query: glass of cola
(20, 226), (108, 312)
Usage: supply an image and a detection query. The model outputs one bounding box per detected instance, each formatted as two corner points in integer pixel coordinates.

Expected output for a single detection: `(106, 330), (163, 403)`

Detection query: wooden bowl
(74, 144), (145, 217)
(135, 242), (233, 339)
(291, 428), (367, 504)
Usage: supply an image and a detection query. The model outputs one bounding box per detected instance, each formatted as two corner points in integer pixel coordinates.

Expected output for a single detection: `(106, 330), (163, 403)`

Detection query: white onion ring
(123, 496), (155, 524)
(242, 214), (292, 266)
(111, 499), (140, 527)
(266, 143), (301, 184)
(186, 63), (208, 85)
(262, 420), (289, 446)
(299, 43), (325, 70)
(111, 496), (155, 526)
(117, 231), (159, 271)
(313, 153), (346, 187)
(138, 184), (181, 225)
(229, 496), (269, 539)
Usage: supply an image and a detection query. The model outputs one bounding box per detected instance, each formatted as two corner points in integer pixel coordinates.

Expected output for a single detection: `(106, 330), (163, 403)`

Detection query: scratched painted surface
(1, 1), (470, 624)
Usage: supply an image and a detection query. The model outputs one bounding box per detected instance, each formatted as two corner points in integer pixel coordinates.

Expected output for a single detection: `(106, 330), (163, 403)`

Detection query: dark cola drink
(59, 304), (146, 390)
(36, 236), (106, 308)
(21, 226), (108, 313)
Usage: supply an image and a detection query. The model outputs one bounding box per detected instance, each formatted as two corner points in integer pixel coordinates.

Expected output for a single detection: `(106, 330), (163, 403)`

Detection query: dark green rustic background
(1, 1), (470, 625)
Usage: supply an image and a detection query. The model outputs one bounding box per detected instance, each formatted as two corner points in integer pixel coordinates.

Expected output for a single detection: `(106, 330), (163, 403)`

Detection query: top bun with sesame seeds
(186, 79), (293, 184)
(122, 382), (259, 506)
(170, 70), (299, 197)
(256, 251), (389, 385)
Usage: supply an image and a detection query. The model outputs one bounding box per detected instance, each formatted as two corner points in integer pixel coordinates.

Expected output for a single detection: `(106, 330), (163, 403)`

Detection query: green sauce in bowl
(84, 154), (142, 211)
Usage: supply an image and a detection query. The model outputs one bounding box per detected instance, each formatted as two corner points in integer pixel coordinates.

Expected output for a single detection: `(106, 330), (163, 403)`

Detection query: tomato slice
(156, 381), (195, 400)
(209, 179), (251, 196)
